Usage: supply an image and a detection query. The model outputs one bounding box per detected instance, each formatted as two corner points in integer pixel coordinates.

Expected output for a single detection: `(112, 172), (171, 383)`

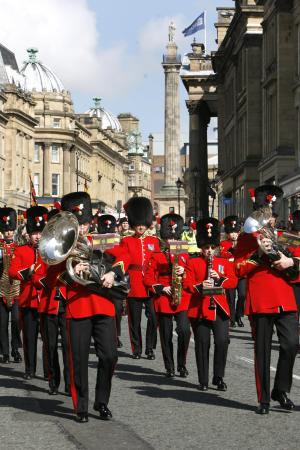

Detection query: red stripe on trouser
(250, 316), (262, 402)
(126, 300), (135, 353)
(19, 309), (28, 371)
(66, 319), (78, 413)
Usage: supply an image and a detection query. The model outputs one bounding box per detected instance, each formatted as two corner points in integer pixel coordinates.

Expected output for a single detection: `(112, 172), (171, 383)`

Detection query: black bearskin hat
(26, 206), (48, 234)
(96, 214), (117, 234)
(223, 215), (241, 233)
(196, 218), (220, 248)
(48, 208), (60, 221)
(252, 185), (283, 216)
(290, 210), (300, 232)
(0, 207), (17, 232)
(160, 213), (184, 240)
(124, 197), (153, 228)
(61, 192), (93, 225)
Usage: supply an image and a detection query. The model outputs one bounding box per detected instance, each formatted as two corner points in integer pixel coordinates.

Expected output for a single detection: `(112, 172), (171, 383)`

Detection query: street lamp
(191, 167), (200, 219)
(176, 177), (183, 215)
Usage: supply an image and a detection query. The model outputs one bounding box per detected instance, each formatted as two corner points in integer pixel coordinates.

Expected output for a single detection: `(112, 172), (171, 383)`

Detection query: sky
(0, 0), (233, 151)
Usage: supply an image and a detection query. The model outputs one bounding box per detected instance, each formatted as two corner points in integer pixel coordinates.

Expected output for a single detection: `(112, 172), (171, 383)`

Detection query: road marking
(237, 356), (300, 380)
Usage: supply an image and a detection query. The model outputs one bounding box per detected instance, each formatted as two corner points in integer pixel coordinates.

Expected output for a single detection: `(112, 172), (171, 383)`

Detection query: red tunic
(144, 251), (190, 313)
(8, 244), (39, 309)
(183, 256), (237, 321)
(119, 234), (160, 298)
(234, 233), (298, 315)
(220, 239), (235, 261)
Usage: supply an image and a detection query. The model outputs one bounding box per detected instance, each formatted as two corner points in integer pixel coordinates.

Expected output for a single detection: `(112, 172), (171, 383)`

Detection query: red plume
(53, 201), (61, 210)
(248, 188), (255, 202)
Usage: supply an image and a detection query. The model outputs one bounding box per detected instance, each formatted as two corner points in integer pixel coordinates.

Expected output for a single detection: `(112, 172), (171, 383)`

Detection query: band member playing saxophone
(0, 207), (22, 363)
(183, 218), (237, 391)
(235, 185), (300, 414)
(9, 206), (48, 379)
(144, 213), (191, 378)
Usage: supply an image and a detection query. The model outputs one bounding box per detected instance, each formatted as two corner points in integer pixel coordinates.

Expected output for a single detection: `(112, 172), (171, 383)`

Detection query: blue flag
(182, 12), (205, 37)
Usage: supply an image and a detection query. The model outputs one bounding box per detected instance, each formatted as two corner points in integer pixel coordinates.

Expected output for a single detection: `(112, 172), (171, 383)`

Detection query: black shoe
(255, 403), (270, 415)
(178, 366), (189, 378)
(132, 353), (141, 359)
(48, 383), (58, 395)
(146, 349), (155, 360)
(2, 355), (9, 364)
(212, 376), (227, 391)
(198, 383), (208, 391)
(94, 403), (112, 420)
(271, 390), (295, 410)
(11, 350), (22, 363)
(165, 370), (175, 378)
(237, 318), (244, 327)
(23, 373), (34, 380)
(230, 320), (236, 328)
(117, 338), (123, 348)
(75, 413), (88, 423)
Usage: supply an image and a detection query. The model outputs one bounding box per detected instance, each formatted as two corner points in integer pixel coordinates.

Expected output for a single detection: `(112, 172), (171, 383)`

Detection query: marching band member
(0, 207), (22, 363)
(220, 215), (246, 327)
(57, 192), (127, 423)
(183, 218), (237, 391)
(9, 206), (48, 379)
(235, 185), (299, 414)
(33, 207), (70, 396)
(119, 197), (160, 360)
(287, 210), (300, 314)
(144, 213), (190, 378)
(96, 214), (124, 348)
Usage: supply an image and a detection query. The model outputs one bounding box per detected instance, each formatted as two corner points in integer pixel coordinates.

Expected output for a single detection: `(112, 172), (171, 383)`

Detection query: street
(0, 315), (300, 450)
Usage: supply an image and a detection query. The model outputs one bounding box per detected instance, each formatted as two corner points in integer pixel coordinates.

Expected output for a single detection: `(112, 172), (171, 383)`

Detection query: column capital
(63, 142), (75, 152)
(186, 100), (211, 124)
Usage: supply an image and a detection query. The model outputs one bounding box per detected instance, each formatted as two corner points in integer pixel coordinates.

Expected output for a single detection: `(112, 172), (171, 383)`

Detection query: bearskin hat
(223, 215), (241, 233)
(0, 207), (17, 232)
(124, 197), (153, 228)
(160, 213), (184, 240)
(196, 217), (220, 248)
(96, 214), (117, 234)
(251, 185), (283, 216)
(26, 206), (48, 234)
(61, 191), (93, 225)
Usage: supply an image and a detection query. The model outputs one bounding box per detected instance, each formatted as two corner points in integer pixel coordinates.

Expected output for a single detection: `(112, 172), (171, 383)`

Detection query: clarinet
(206, 254), (216, 310)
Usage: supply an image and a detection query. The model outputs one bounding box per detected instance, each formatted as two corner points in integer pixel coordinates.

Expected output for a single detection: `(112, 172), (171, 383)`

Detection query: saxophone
(171, 254), (182, 306)
(0, 241), (20, 308)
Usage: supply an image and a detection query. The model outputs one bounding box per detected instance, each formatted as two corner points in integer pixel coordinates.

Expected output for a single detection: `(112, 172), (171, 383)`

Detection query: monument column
(155, 22), (187, 217)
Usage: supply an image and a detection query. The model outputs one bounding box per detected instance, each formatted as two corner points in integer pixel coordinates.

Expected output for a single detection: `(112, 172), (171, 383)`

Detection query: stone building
(213, 0), (300, 221)
(0, 44), (152, 215)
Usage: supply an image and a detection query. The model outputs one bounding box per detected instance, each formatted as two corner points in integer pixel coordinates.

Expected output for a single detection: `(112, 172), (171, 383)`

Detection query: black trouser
(67, 315), (118, 415)
(42, 312), (70, 389)
(113, 299), (123, 337)
(0, 299), (22, 356)
(127, 297), (157, 355)
(158, 311), (190, 372)
(250, 312), (299, 404)
(190, 309), (229, 385)
(226, 278), (246, 321)
(19, 307), (39, 375)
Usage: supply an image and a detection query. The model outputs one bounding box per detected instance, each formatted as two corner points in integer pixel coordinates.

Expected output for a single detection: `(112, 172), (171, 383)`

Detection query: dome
(20, 48), (65, 93)
(86, 97), (122, 132)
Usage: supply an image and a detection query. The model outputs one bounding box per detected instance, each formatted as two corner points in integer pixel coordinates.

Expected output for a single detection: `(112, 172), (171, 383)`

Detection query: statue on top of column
(168, 21), (176, 42)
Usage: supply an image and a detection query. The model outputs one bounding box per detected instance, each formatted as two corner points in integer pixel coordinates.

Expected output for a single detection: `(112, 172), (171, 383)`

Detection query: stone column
(62, 143), (72, 194)
(43, 143), (51, 196)
(187, 100), (210, 218)
(70, 147), (77, 192)
(163, 41), (181, 187)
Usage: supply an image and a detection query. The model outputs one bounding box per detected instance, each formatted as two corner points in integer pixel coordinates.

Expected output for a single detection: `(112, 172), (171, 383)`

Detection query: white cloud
(0, 0), (190, 109)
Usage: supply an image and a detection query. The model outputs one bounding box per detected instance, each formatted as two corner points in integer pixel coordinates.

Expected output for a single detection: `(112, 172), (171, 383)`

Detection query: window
(51, 144), (59, 163)
(128, 162), (135, 171)
(53, 118), (61, 128)
(33, 173), (40, 196)
(34, 144), (39, 162)
(52, 174), (59, 196)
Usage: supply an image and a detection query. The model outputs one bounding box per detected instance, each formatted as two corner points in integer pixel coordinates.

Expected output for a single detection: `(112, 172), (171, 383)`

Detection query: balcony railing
(162, 54), (181, 64)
